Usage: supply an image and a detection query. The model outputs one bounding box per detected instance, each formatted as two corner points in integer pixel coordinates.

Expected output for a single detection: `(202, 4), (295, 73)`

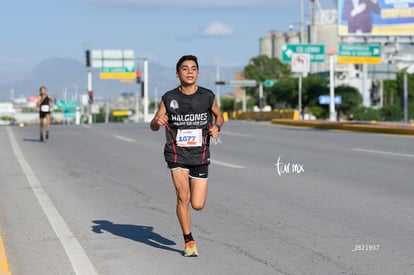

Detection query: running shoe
(183, 241), (199, 257)
(46, 132), (49, 140)
(40, 133), (44, 142)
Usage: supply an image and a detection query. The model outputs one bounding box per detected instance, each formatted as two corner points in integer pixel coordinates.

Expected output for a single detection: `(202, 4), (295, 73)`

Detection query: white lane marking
(210, 159), (245, 169)
(6, 127), (98, 275)
(114, 135), (135, 142)
(353, 148), (414, 158)
(222, 131), (252, 138)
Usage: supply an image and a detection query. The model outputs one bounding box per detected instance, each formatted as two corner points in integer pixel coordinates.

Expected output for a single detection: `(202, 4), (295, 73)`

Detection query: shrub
(352, 107), (381, 121)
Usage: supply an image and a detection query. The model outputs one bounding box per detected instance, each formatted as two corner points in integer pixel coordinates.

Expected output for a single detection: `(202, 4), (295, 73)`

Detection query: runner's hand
(155, 114), (169, 126)
(209, 125), (220, 138)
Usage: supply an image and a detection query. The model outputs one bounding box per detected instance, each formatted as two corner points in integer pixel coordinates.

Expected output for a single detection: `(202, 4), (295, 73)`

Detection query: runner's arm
(212, 99), (224, 128)
(36, 96), (42, 108)
(150, 101), (168, 131)
(209, 99), (224, 136)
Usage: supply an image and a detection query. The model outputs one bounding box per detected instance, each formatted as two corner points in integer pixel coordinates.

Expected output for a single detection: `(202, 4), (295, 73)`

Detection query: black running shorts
(167, 162), (209, 179)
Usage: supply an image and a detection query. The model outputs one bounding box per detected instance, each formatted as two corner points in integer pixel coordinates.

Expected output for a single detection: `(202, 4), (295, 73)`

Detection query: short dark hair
(176, 55), (199, 73)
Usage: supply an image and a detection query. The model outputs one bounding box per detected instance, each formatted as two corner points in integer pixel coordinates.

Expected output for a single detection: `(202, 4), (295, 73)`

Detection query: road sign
(263, 79), (278, 87)
(90, 49), (135, 68)
(215, 80), (257, 87)
(337, 44), (381, 64)
(91, 104), (100, 114)
(92, 59), (135, 69)
(281, 44), (325, 63)
(291, 54), (311, 73)
(56, 100), (77, 118)
(319, 95), (342, 105)
(100, 67), (136, 79)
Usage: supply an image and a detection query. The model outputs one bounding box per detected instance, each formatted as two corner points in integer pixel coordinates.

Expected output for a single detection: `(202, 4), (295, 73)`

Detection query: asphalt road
(1, 121), (413, 275)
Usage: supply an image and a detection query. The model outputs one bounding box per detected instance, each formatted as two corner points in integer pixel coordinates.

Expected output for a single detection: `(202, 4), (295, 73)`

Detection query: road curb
(271, 119), (414, 136)
(0, 233), (11, 275)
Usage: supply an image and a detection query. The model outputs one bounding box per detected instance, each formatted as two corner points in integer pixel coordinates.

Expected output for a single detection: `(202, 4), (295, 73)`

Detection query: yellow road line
(0, 233), (11, 275)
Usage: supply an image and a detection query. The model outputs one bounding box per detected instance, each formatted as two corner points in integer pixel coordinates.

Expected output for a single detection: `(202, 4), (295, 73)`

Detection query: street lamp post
(135, 57), (149, 122)
(143, 58), (149, 122)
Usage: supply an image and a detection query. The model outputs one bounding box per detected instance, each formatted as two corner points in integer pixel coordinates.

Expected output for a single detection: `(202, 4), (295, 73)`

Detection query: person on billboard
(342, 0), (380, 34)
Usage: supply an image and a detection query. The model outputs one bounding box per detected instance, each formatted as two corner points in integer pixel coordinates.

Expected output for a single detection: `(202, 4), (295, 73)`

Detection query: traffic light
(136, 69), (142, 83)
(85, 50), (91, 67)
(88, 91), (93, 104)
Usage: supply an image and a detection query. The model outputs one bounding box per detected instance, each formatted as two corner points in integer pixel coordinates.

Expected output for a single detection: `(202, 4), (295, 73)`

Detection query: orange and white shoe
(183, 241), (199, 257)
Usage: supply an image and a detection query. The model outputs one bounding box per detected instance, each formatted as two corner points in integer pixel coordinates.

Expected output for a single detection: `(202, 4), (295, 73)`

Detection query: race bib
(176, 129), (202, 147)
(41, 105), (50, 112)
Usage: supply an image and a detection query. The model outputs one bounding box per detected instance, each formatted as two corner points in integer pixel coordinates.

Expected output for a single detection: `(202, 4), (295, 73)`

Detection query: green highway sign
(56, 100), (77, 118)
(337, 44), (381, 64)
(100, 67), (135, 73)
(100, 67), (136, 79)
(263, 79), (278, 87)
(281, 44), (325, 63)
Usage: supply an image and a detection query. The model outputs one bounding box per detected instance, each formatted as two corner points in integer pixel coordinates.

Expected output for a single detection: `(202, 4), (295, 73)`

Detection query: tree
(267, 75), (329, 112)
(382, 79), (398, 107)
(244, 55), (291, 82)
(302, 76), (329, 109)
(334, 85), (362, 118)
(243, 55), (291, 106)
(220, 97), (235, 113)
(267, 77), (297, 108)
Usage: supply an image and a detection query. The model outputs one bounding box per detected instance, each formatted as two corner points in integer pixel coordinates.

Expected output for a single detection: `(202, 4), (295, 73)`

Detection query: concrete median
(272, 119), (414, 136)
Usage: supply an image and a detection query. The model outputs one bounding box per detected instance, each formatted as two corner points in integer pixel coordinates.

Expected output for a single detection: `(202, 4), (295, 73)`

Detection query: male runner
(150, 55), (224, 257)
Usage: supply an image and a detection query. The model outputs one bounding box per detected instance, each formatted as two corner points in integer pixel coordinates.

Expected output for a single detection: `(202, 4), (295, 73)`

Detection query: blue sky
(0, 0), (336, 74)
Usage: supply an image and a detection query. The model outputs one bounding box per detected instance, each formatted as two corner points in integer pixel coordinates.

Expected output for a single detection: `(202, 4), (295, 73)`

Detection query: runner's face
(40, 88), (47, 95)
(177, 60), (199, 85)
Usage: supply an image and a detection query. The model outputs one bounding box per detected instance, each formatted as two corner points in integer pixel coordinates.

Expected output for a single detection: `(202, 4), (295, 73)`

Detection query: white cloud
(202, 22), (233, 37)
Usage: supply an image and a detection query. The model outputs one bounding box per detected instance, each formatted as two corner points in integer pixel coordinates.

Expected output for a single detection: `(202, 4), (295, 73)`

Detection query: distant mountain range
(0, 57), (243, 102)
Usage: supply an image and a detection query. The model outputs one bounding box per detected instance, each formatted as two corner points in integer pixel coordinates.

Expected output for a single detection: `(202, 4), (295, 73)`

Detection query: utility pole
(404, 71), (408, 123)
(143, 58), (149, 122)
(328, 48), (337, 121)
(87, 70), (93, 124)
(216, 63), (221, 107)
(300, 0), (305, 43)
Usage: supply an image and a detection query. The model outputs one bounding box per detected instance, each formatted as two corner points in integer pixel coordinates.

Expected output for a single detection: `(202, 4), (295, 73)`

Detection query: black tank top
(40, 96), (51, 113)
(162, 86), (215, 165)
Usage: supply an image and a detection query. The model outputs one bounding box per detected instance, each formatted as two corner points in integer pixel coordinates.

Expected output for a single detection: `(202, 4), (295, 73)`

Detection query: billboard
(338, 0), (414, 36)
